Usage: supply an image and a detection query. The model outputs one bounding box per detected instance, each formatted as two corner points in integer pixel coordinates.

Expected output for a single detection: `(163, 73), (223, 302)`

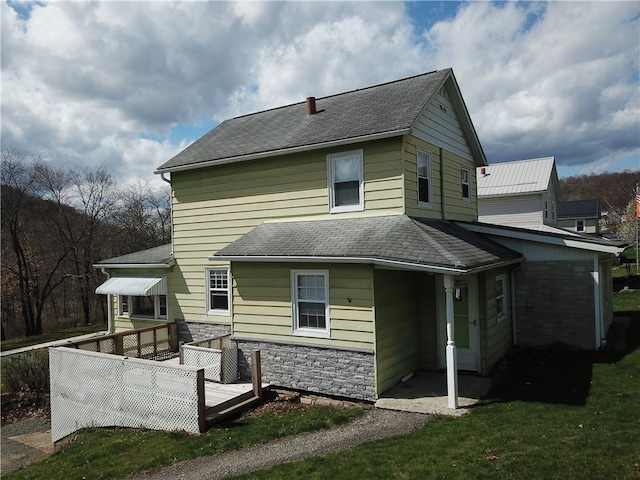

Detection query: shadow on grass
(485, 311), (640, 407)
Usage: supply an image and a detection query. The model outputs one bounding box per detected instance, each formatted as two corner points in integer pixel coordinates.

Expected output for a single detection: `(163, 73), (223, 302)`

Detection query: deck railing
(180, 334), (238, 383)
(66, 324), (179, 360)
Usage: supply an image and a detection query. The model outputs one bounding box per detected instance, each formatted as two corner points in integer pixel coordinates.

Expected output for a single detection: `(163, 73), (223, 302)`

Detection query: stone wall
(234, 338), (376, 401)
(514, 261), (595, 349)
(175, 319), (231, 343)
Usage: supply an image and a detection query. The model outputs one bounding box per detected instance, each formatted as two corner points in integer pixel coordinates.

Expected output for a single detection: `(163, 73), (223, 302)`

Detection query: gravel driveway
(129, 409), (430, 480)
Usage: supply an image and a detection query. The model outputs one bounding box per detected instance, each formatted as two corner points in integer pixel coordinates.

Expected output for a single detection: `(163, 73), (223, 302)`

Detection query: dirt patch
(1, 391), (50, 426)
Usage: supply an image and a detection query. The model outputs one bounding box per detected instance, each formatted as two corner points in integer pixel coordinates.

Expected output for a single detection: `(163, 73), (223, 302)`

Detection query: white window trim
(206, 267), (231, 316)
(118, 294), (168, 321)
(576, 219), (585, 232)
(291, 269), (330, 338)
(461, 166), (471, 202)
(495, 274), (508, 323)
(327, 149), (364, 213)
(417, 150), (433, 208)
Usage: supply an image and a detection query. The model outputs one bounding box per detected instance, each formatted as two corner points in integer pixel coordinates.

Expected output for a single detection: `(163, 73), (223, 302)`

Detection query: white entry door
(439, 277), (479, 372)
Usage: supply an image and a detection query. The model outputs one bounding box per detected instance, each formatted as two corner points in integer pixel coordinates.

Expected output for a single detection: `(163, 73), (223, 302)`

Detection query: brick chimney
(306, 96), (316, 115)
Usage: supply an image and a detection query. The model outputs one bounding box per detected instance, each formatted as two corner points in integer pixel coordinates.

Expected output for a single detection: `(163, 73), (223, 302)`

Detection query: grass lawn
(234, 292), (640, 480)
(3, 403), (364, 480)
(1, 324), (106, 351)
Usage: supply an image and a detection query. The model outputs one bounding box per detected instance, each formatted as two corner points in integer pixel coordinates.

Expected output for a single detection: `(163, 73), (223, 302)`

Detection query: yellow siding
(481, 268), (513, 373)
(403, 135), (478, 221)
(418, 274), (439, 369)
(170, 139), (403, 322)
(232, 263), (375, 349)
(373, 269), (420, 395)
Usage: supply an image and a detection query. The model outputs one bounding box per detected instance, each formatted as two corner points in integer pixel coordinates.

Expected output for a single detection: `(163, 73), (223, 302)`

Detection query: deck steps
(205, 392), (262, 425)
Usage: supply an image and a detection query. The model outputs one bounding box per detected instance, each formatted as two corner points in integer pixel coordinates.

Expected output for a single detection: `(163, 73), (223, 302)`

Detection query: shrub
(1, 349), (50, 393)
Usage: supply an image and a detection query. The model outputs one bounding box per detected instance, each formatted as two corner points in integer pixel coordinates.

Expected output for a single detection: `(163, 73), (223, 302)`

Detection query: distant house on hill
(476, 157), (560, 229)
(557, 199), (601, 233)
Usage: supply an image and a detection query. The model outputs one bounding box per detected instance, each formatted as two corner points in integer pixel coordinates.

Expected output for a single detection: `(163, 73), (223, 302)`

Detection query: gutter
(155, 129), (411, 174)
(210, 254), (522, 276)
(92, 262), (174, 269)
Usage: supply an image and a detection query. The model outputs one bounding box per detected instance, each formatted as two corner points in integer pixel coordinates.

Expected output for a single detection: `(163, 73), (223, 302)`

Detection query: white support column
(444, 274), (458, 409)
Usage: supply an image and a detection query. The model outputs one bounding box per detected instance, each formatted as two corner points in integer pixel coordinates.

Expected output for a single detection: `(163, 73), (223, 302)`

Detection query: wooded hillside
(559, 170), (638, 213)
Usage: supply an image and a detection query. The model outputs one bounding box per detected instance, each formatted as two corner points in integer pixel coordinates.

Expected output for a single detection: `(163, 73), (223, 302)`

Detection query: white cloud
(1, 0), (638, 187)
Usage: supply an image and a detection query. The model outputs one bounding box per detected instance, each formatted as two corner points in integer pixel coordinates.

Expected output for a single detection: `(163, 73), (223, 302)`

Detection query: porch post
(444, 274), (458, 409)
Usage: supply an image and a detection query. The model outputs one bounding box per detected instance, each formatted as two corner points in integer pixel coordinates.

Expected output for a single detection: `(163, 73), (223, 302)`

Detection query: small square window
(328, 150), (364, 213)
(576, 220), (585, 232)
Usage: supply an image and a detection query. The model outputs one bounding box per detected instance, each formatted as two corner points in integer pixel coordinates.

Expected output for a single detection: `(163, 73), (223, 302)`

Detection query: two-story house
(96, 69), (524, 403)
(95, 69), (625, 404)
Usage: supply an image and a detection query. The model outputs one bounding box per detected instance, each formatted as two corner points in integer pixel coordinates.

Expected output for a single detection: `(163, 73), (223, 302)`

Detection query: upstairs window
(206, 267), (231, 316)
(461, 167), (471, 201)
(417, 151), (432, 206)
(576, 220), (585, 232)
(328, 150), (364, 213)
(292, 270), (330, 338)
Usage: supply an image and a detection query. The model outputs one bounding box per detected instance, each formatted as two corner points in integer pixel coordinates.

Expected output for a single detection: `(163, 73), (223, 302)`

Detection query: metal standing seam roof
(95, 276), (167, 296)
(212, 215), (522, 274)
(156, 69), (456, 173)
(477, 157), (556, 197)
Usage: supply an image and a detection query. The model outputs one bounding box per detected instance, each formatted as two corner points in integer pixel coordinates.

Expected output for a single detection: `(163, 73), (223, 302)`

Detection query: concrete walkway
(375, 370), (492, 416)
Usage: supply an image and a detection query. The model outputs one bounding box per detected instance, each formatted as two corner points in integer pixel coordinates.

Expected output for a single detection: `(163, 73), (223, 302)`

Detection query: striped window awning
(95, 276), (167, 296)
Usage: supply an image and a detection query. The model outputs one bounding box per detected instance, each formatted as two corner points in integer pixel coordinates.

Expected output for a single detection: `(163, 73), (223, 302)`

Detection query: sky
(2, 1), (639, 188)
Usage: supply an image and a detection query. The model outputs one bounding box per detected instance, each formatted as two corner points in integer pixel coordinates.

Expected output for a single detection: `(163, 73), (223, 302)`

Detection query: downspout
(439, 147), (445, 219)
(100, 268), (114, 334)
(593, 255), (602, 349)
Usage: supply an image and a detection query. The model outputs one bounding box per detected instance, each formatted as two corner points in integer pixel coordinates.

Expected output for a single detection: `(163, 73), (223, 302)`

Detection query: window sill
(294, 329), (330, 339)
(417, 201), (433, 209)
(207, 310), (231, 317)
(330, 205), (364, 214)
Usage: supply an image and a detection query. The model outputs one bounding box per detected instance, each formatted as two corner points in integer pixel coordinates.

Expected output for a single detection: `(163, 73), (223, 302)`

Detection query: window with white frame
(206, 268), (231, 315)
(461, 167), (471, 201)
(576, 220), (585, 232)
(495, 274), (508, 322)
(291, 270), (330, 337)
(417, 150), (432, 206)
(327, 150), (364, 212)
(118, 295), (167, 320)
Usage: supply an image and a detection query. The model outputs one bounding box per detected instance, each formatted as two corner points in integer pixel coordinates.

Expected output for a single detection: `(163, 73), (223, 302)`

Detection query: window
(495, 275), (508, 323)
(118, 295), (167, 320)
(545, 200), (549, 219)
(206, 268), (231, 315)
(417, 151), (432, 206)
(461, 167), (471, 201)
(328, 150), (364, 212)
(291, 270), (330, 337)
(576, 220), (585, 232)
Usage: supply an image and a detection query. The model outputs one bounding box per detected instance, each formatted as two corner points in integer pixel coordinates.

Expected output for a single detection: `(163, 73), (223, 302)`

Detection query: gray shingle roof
(157, 69), (452, 172)
(557, 199), (600, 219)
(95, 244), (173, 267)
(213, 215), (521, 273)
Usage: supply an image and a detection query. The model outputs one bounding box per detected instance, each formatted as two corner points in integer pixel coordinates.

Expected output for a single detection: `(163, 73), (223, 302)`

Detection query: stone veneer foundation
(234, 338), (376, 401)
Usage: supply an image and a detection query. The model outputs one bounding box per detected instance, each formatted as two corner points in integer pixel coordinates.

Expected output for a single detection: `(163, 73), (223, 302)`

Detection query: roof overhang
(458, 222), (627, 255)
(154, 129), (410, 174)
(210, 254), (522, 276)
(95, 276), (167, 296)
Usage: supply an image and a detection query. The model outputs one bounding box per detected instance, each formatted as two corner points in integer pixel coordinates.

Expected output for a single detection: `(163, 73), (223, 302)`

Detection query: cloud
(1, 0), (638, 188)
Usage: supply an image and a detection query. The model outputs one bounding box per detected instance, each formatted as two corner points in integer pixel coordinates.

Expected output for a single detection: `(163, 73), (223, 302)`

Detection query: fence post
(197, 368), (206, 433)
(251, 350), (262, 399)
(115, 334), (124, 356)
(168, 323), (178, 352)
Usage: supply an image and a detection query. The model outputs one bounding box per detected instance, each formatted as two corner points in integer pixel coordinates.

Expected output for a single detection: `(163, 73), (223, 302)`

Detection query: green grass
(3, 404), (365, 480)
(233, 297), (640, 480)
(1, 324), (105, 351)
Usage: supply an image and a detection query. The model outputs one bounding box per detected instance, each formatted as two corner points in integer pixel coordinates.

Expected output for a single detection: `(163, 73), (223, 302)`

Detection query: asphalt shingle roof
(157, 69), (452, 172)
(95, 244), (173, 267)
(213, 215), (521, 273)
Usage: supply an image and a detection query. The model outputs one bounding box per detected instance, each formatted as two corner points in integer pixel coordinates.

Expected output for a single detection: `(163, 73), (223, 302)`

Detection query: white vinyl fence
(49, 347), (205, 442)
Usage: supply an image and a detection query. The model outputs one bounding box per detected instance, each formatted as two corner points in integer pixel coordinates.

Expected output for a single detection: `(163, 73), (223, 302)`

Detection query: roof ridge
(229, 69), (447, 121)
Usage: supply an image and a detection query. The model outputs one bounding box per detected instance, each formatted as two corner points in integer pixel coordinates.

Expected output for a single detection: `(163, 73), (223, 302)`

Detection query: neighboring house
(95, 69), (625, 404)
(557, 199), (601, 233)
(477, 157), (561, 228)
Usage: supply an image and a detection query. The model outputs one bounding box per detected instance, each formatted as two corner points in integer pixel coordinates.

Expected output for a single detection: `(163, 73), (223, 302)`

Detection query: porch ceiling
(212, 215), (522, 274)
